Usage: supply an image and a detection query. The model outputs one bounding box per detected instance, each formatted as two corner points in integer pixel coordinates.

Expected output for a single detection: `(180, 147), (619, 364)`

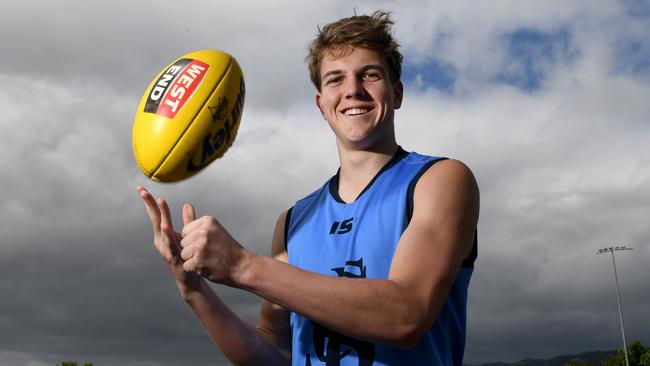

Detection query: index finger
(137, 186), (162, 232)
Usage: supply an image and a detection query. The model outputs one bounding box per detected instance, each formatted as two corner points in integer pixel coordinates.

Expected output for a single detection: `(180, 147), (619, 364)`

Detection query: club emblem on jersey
(306, 258), (375, 366)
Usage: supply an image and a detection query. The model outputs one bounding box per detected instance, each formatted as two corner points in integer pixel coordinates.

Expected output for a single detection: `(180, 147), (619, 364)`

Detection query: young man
(137, 10), (479, 366)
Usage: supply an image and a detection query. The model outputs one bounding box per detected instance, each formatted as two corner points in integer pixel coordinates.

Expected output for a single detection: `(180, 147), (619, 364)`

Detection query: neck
(336, 138), (400, 203)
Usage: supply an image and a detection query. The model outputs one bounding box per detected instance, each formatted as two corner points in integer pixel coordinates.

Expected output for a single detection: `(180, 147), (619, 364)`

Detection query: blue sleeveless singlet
(285, 148), (475, 366)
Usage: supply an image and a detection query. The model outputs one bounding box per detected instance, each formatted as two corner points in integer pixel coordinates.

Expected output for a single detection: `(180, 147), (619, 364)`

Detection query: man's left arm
(385, 158), (479, 346)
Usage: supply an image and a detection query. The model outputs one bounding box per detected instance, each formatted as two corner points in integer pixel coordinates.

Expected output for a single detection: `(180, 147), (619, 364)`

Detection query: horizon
(1, 1), (648, 365)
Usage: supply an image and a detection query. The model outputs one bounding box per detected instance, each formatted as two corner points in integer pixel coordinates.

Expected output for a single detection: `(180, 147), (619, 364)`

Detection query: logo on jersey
(306, 258), (375, 366)
(331, 258), (366, 278)
(329, 217), (354, 235)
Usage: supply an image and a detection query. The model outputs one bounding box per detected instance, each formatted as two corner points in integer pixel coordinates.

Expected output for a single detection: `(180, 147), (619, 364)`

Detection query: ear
(393, 80), (404, 109)
(315, 93), (325, 117)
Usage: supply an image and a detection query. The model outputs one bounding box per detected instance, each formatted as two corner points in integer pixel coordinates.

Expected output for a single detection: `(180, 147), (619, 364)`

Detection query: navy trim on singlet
(329, 146), (409, 204)
(286, 148), (477, 267)
(284, 206), (293, 251)
(406, 158), (448, 220)
(405, 157), (478, 268)
(464, 231), (478, 268)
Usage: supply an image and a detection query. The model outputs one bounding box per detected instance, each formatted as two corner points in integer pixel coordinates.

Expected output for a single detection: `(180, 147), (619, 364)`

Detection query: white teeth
(344, 108), (369, 115)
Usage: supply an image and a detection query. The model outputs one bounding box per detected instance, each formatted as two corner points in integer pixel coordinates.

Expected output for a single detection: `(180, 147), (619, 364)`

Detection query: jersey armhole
(405, 158), (478, 268)
(405, 157), (447, 220)
(463, 230), (478, 268)
(284, 206), (294, 252)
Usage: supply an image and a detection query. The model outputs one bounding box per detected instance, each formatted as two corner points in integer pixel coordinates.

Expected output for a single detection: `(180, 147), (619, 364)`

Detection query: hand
(136, 186), (203, 293)
(180, 214), (247, 286)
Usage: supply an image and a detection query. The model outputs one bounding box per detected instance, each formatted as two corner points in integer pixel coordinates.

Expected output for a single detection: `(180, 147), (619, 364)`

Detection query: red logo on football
(156, 60), (209, 118)
(144, 59), (210, 119)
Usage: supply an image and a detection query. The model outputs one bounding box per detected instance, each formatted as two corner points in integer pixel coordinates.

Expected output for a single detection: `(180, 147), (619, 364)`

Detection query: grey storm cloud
(0, 1), (649, 366)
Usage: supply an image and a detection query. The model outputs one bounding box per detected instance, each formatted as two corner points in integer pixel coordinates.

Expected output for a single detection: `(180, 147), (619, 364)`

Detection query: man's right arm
(183, 210), (292, 364)
(136, 186), (290, 365)
(182, 279), (289, 365)
(255, 210), (292, 360)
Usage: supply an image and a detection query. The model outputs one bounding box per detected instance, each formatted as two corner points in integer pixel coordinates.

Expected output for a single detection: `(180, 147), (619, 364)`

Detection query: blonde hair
(306, 10), (403, 91)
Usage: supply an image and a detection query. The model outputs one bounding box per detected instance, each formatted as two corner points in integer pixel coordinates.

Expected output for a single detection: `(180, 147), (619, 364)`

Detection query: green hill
(466, 350), (618, 366)
(467, 340), (650, 366)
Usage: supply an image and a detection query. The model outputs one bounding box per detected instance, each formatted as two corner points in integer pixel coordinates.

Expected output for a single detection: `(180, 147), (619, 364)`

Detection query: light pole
(597, 245), (633, 366)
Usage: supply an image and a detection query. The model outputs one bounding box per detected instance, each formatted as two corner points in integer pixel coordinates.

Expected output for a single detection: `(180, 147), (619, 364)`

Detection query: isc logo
(330, 217), (354, 235)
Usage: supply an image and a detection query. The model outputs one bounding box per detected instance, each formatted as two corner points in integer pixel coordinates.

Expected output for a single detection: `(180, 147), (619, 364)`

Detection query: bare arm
(239, 160), (478, 347)
(136, 186), (289, 365)
(181, 160), (479, 348)
(255, 210), (292, 360)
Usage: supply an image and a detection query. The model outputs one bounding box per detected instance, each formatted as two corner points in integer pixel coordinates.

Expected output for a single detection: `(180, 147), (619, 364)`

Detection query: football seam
(132, 142), (151, 177)
(152, 56), (234, 181)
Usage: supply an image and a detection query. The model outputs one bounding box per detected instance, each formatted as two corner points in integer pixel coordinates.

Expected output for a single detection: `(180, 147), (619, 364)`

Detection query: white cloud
(0, 1), (648, 365)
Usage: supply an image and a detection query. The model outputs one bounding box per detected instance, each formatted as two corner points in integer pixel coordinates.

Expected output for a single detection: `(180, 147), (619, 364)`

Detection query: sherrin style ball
(133, 50), (245, 182)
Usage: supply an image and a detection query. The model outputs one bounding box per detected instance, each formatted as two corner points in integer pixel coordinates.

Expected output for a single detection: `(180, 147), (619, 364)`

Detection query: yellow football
(132, 50), (245, 182)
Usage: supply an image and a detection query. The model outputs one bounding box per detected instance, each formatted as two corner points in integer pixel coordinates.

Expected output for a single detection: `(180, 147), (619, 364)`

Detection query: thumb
(183, 203), (196, 225)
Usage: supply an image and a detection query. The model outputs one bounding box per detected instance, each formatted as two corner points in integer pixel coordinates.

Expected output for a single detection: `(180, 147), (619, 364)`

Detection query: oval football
(132, 49), (245, 182)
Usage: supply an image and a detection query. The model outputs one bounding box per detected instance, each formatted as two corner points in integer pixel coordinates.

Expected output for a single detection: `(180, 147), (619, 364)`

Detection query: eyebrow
(360, 64), (386, 73)
(321, 69), (343, 81)
(321, 64), (386, 81)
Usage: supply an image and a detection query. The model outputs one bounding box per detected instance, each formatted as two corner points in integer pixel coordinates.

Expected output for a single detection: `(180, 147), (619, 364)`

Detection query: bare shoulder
(271, 209), (290, 262)
(421, 159), (477, 187)
(415, 159), (479, 207)
(411, 159), (479, 254)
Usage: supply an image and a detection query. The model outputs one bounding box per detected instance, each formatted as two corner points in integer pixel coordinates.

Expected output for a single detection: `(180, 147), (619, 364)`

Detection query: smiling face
(316, 47), (403, 151)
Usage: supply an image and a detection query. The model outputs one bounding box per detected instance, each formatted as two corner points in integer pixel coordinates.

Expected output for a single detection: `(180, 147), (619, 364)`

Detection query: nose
(344, 77), (369, 99)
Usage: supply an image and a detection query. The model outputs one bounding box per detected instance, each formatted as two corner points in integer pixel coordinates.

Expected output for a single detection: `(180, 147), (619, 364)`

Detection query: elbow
(395, 332), (426, 349)
(377, 297), (438, 349)
(380, 319), (430, 349)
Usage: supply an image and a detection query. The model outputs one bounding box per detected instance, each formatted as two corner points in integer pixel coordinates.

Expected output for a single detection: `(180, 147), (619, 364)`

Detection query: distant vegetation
(600, 340), (650, 366)
(54, 341), (650, 366)
(467, 340), (650, 366)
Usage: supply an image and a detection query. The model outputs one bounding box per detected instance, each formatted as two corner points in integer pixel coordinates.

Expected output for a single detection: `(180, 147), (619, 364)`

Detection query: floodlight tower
(597, 245), (633, 366)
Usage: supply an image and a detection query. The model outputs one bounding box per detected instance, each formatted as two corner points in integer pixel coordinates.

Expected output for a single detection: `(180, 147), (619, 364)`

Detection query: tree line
(54, 341), (650, 366)
(566, 340), (650, 366)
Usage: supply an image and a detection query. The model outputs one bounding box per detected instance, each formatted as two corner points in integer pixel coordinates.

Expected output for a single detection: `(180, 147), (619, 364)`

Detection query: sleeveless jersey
(285, 148), (476, 366)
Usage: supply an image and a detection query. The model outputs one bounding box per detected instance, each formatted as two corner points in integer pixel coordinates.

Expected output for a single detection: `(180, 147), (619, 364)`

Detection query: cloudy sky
(1, 0), (649, 365)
